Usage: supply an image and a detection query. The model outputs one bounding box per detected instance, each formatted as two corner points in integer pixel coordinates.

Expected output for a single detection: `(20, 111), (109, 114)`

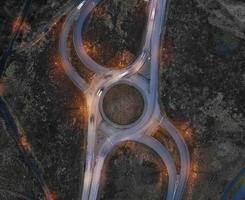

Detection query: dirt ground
(102, 84), (145, 126)
(83, 0), (148, 69)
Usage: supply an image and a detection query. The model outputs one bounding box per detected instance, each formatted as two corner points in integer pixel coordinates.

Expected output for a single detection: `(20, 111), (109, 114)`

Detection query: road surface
(59, 0), (191, 199)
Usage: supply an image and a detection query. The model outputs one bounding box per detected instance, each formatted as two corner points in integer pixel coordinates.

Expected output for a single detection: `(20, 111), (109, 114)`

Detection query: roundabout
(59, 0), (191, 199)
(99, 79), (148, 129)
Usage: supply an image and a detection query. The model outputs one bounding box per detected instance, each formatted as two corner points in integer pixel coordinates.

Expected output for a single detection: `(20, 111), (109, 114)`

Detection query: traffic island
(102, 83), (145, 126)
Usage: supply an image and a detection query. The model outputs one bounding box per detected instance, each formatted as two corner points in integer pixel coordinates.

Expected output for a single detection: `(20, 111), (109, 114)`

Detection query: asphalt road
(59, 0), (191, 199)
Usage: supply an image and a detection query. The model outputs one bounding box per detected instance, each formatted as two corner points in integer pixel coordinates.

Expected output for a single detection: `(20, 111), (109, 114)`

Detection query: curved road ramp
(59, 0), (190, 200)
(1, 0), (245, 199)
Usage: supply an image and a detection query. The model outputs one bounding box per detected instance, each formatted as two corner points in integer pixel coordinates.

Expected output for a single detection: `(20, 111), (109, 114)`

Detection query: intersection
(59, 0), (190, 199)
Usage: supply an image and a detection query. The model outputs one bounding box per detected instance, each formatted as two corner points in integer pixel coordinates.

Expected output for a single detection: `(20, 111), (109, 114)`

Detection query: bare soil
(102, 84), (145, 126)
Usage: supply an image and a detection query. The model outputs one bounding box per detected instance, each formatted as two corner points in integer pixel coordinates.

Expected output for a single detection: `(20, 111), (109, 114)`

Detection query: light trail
(59, 0), (191, 199)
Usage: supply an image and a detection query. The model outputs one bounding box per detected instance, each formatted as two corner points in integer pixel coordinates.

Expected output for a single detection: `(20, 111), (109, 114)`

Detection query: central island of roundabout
(59, 0), (191, 199)
(101, 83), (145, 127)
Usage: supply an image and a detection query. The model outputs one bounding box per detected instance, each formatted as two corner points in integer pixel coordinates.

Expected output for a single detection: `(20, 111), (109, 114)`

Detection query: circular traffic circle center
(102, 84), (145, 126)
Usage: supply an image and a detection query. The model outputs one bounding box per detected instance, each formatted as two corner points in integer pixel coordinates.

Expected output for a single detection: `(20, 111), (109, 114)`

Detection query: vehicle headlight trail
(59, 0), (191, 199)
